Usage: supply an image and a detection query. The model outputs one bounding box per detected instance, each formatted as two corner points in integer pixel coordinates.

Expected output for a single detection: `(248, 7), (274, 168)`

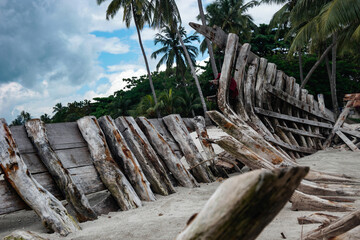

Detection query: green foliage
(11, 111), (32, 126)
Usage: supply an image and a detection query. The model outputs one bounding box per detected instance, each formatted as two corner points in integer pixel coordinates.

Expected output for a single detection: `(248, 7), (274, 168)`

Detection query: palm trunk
(197, 0), (218, 79)
(298, 48), (304, 83)
(330, 34), (339, 117)
(325, 55), (332, 80)
(174, 24), (209, 121)
(132, 7), (160, 118)
(300, 42), (336, 88)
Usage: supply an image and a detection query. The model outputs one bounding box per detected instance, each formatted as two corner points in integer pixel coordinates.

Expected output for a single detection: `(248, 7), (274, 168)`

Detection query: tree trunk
(300, 42), (336, 88)
(330, 34), (340, 117)
(25, 119), (97, 222)
(174, 24), (209, 122)
(298, 48), (304, 83)
(98, 116), (155, 201)
(0, 119), (79, 236)
(136, 117), (198, 188)
(77, 116), (142, 210)
(133, 7), (160, 118)
(176, 167), (308, 240)
(197, 0), (218, 79)
(163, 114), (215, 183)
(115, 116), (176, 195)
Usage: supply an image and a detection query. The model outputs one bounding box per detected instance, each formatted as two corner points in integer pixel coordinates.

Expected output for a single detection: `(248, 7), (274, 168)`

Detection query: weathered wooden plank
(264, 82), (335, 122)
(0, 165), (107, 215)
(136, 117), (198, 188)
(317, 94), (326, 115)
(77, 116), (142, 211)
(340, 128), (360, 139)
(25, 119), (97, 222)
(163, 115), (215, 183)
(115, 116), (175, 195)
(254, 107), (333, 128)
(264, 136), (317, 154)
(98, 116), (155, 202)
(276, 125), (325, 139)
(0, 119), (80, 236)
(336, 130), (360, 152)
(298, 213), (340, 225)
(148, 119), (183, 159)
(176, 167), (308, 240)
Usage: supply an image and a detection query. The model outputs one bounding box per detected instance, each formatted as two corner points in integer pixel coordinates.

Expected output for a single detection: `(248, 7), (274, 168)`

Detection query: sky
(0, 0), (282, 122)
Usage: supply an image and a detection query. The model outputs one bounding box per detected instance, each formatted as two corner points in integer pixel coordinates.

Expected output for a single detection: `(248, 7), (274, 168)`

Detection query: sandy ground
(1, 126), (359, 239)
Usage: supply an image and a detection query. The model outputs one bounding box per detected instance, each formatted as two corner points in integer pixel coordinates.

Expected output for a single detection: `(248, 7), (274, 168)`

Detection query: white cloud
(130, 28), (159, 41)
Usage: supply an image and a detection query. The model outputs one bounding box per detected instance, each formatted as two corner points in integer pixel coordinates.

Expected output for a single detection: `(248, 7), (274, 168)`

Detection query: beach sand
(1, 126), (359, 239)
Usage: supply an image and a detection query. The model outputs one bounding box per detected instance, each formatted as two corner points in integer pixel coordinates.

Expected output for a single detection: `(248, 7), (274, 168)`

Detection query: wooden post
(25, 119), (97, 222)
(193, 116), (216, 161)
(163, 114), (215, 183)
(136, 117), (198, 188)
(0, 119), (79, 236)
(176, 167), (308, 240)
(77, 116), (142, 210)
(115, 116), (175, 195)
(98, 116), (155, 202)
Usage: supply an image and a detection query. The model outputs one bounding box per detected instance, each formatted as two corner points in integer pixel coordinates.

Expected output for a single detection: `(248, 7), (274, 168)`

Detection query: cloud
(130, 28), (159, 41)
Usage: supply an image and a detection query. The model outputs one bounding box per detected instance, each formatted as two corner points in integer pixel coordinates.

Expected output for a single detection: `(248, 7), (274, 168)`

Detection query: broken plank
(276, 125), (325, 139)
(340, 128), (360, 139)
(336, 130), (360, 152)
(264, 83), (335, 122)
(264, 136), (317, 154)
(254, 107), (333, 128)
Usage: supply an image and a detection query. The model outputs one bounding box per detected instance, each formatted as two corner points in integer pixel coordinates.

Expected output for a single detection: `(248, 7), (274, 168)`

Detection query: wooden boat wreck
(1, 24), (360, 240)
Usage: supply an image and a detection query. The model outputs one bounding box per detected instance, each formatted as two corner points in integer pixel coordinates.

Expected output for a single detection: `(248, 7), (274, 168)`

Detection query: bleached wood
(3, 230), (47, 240)
(193, 116), (216, 160)
(336, 130), (360, 152)
(276, 125), (325, 139)
(136, 117), (198, 188)
(77, 116), (142, 210)
(176, 167), (308, 240)
(340, 128), (360, 138)
(115, 116), (175, 195)
(290, 191), (354, 212)
(163, 114), (215, 183)
(304, 209), (360, 240)
(25, 119), (97, 222)
(0, 119), (79, 236)
(98, 116), (155, 201)
(298, 213), (339, 225)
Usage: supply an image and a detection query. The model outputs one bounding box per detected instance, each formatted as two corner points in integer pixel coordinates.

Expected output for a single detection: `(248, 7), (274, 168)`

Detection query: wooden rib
(340, 128), (360, 139)
(276, 125), (325, 139)
(264, 83), (335, 122)
(301, 89), (318, 149)
(307, 94), (323, 149)
(264, 136), (317, 154)
(336, 131), (360, 152)
(254, 107), (333, 128)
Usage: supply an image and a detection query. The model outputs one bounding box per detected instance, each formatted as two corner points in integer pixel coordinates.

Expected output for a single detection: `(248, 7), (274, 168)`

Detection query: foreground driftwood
(77, 116), (142, 210)
(176, 167), (308, 240)
(298, 213), (339, 225)
(3, 230), (47, 240)
(0, 119), (79, 236)
(25, 119), (97, 222)
(304, 209), (360, 240)
(115, 116), (175, 195)
(98, 116), (155, 202)
(136, 117), (198, 188)
(163, 114), (215, 183)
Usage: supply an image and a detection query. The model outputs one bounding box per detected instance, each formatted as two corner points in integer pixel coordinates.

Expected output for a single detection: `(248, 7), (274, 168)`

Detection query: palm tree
(197, 0), (218, 79)
(151, 0), (210, 120)
(97, 0), (161, 117)
(151, 26), (199, 82)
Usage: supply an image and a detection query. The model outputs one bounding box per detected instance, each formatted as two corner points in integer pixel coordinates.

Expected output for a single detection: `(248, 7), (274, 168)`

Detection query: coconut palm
(97, 0), (161, 117)
(151, 26), (199, 81)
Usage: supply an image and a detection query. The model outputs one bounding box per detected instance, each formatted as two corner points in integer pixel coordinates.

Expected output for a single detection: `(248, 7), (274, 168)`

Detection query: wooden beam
(340, 128), (360, 139)
(264, 136), (317, 154)
(264, 83), (335, 122)
(0, 119), (80, 236)
(276, 125), (325, 139)
(336, 130), (360, 152)
(25, 119), (97, 222)
(176, 167), (308, 240)
(77, 116), (142, 211)
(254, 107), (333, 128)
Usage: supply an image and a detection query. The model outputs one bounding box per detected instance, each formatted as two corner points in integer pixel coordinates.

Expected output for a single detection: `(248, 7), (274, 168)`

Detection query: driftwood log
(163, 114), (215, 183)
(176, 167), (308, 240)
(136, 117), (198, 188)
(3, 230), (48, 240)
(25, 119), (97, 222)
(0, 119), (79, 236)
(115, 116), (175, 195)
(77, 116), (142, 210)
(98, 116), (155, 202)
(298, 213), (340, 225)
(304, 209), (360, 240)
